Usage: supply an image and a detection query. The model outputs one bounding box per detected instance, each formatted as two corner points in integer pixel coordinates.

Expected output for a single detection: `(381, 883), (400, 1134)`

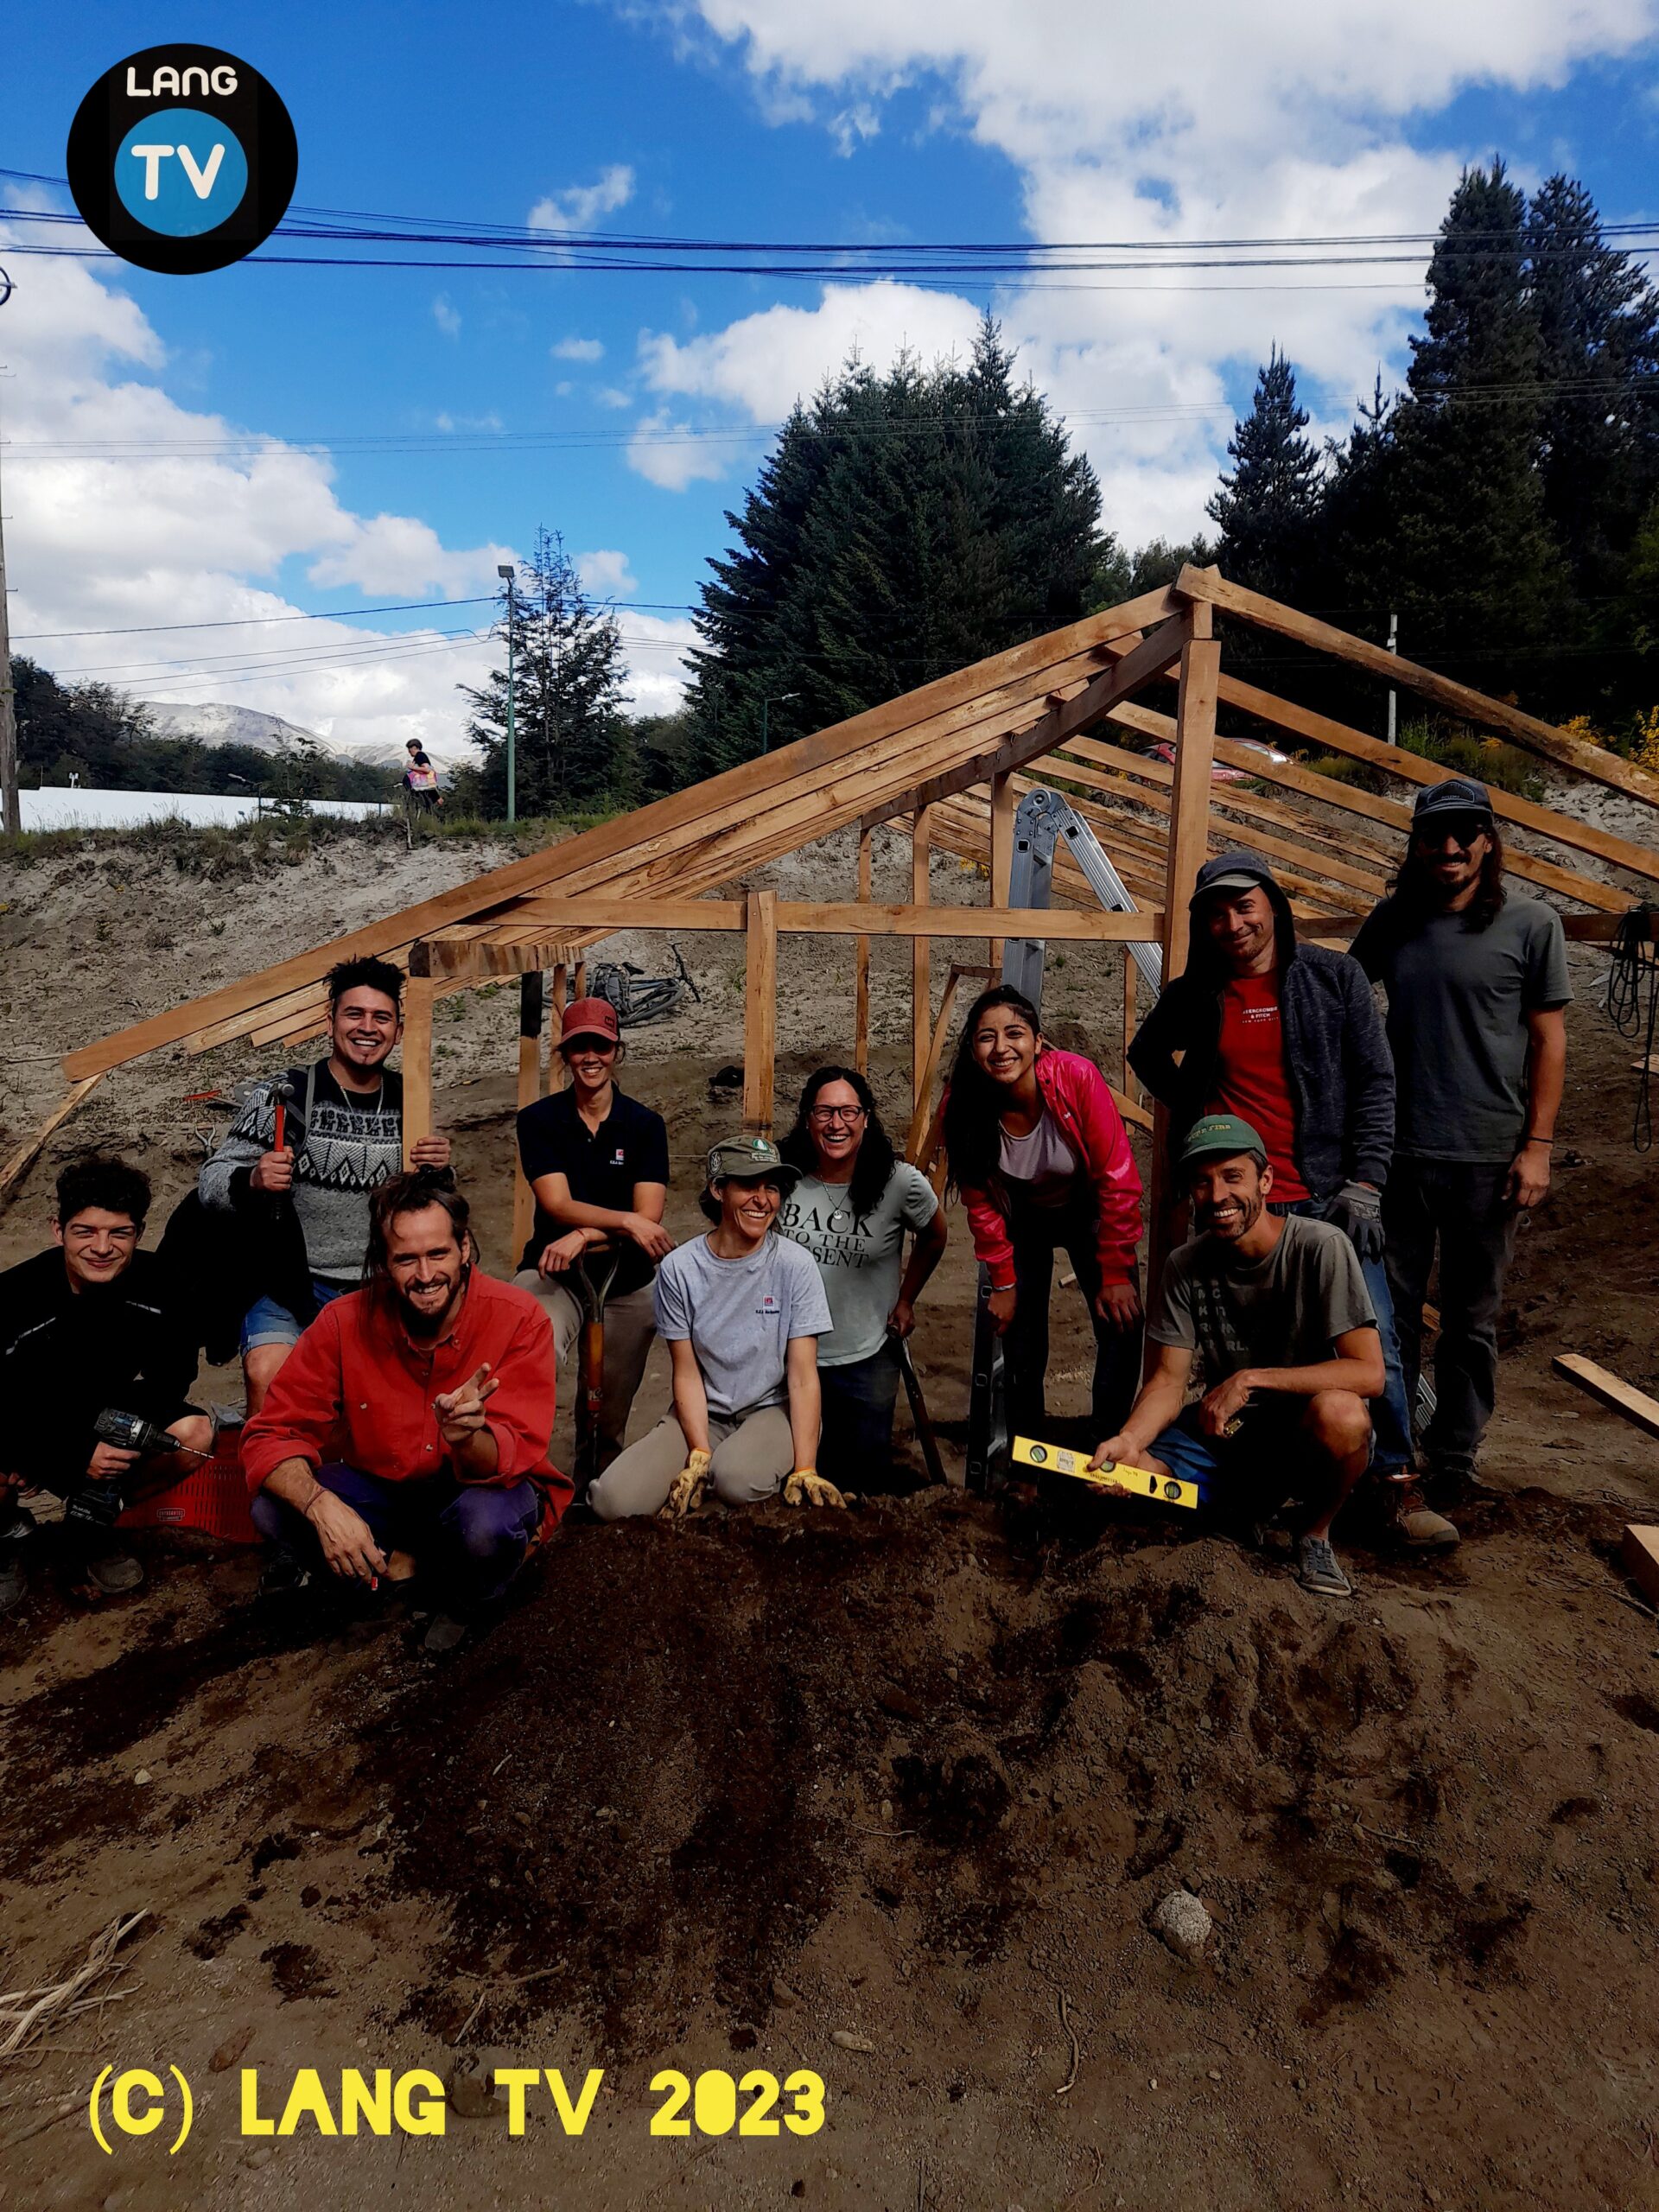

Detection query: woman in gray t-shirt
(778, 1066), (949, 1484)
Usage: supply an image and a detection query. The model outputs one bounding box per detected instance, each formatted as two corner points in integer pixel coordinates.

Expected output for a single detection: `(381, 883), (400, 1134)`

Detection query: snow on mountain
(140, 701), (473, 772)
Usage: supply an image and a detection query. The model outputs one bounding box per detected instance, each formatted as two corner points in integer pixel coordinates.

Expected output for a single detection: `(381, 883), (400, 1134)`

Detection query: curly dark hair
(327, 955), (405, 1011)
(779, 1065), (898, 1219)
(1382, 818), (1508, 938)
(54, 1155), (150, 1228)
(365, 1167), (471, 1283)
(941, 985), (1043, 1200)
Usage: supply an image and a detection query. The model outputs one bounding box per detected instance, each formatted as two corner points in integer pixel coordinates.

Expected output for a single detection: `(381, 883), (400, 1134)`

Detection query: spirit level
(1012, 1434), (1198, 1510)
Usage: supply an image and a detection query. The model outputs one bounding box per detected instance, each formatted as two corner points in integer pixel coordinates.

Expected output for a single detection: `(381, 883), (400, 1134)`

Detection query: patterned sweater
(198, 1061), (405, 1289)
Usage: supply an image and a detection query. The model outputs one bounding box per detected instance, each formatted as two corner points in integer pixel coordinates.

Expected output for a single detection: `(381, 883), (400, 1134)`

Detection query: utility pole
(760, 690), (798, 753)
(1385, 611), (1398, 746)
(498, 563), (517, 823)
(0, 270), (17, 836)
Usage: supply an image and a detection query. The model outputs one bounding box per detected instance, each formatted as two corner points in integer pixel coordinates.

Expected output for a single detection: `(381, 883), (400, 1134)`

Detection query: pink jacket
(955, 1046), (1143, 1291)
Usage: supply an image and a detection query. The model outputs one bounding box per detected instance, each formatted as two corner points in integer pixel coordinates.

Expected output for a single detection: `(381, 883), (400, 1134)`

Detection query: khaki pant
(588, 1407), (798, 1521)
(512, 1269), (657, 1471)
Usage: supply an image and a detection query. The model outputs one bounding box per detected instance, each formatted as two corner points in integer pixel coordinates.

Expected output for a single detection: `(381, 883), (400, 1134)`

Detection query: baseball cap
(706, 1134), (802, 1191)
(1412, 776), (1493, 826)
(560, 995), (620, 1046)
(1178, 1113), (1268, 1176)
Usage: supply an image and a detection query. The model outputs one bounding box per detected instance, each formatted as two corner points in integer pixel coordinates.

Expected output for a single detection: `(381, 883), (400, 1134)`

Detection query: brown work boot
(1389, 1479), (1459, 1553)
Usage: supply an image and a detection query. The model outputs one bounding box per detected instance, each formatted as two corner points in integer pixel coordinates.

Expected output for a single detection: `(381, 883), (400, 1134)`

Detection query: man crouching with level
(1088, 1115), (1382, 1599)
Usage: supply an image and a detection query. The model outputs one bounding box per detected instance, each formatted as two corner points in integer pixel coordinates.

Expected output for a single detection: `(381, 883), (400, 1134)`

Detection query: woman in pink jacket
(942, 986), (1144, 1442)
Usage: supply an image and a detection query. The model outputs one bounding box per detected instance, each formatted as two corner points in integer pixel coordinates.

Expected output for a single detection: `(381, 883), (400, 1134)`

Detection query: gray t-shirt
(1150, 1213), (1376, 1382)
(1352, 895), (1570, 1162)
(653, 1230), (832, 1417)
(779, 1164), (939, 1368)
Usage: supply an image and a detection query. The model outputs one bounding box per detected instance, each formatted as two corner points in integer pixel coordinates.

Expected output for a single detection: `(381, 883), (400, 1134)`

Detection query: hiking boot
(422, 1612), (467, 1656)
(82, 1548), (144, 1595)
(0, 1553), (27, 1617)
(1389, 1479), (1459, 1553)
(1296, 1533), (1352, 1599)
(257, 1552), (313, 1601)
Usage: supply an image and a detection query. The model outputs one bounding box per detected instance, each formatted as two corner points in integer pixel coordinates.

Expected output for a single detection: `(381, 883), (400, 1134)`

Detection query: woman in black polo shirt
(512, 996), (672, 1472)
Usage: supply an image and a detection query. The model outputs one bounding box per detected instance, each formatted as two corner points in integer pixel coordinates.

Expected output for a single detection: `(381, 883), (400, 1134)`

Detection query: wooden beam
(855, 823), (873, 1077)
(1109, 1083), (1154, 1135)
(1623, 1526), (1659, 1610)
(0, 1071), (106, 1209)
(912, 804), (933, 1119)
(742, 889), (779, 1135)
(1178, 564), (1659, 813)
(414, 936), (582, 979)
(513, 971), (543, 1260)
(1122, 947), (1137, 1106)
(401, 977), (435, 1168)
(1204, 676), (1653, 905)
(549, 962), (568, 1092)
(988, 770), (1014, 974)
(905, 961), (967, 1164)
(492, 899), (1166, 942)
(1552, 1353), (1659, 1442)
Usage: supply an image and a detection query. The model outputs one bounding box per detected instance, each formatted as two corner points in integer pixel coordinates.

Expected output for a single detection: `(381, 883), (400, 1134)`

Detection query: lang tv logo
(67, 46), (296, 274)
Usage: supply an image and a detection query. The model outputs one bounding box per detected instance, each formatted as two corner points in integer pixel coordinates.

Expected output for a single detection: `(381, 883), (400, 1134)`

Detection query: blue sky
(3, 0), (1657, 757)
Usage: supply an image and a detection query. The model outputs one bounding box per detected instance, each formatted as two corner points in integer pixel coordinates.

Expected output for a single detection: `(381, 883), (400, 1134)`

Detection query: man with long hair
(1353, 779), (1569, 1520)
(241, 1169), (567, 1652)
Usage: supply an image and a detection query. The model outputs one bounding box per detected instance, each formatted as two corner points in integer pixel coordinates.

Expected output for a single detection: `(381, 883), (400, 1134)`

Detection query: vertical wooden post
(854, 824), (873, 1077)
(911, 804), (933, 1120)
(547, 961), (568, 1092)
(512, 969), (544, 1260)
(742, 888), (779, 1135)
(988, 771), (1014, 976)
(1147, 607), (1220, 1308)
(572, 959), (587, 1004)
(1122, 945), (1137, 1102)
(402, 973), (435, 1167)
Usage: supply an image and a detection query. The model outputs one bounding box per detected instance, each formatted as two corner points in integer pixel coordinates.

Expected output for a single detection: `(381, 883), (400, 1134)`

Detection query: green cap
(1178, 1113), (1268, 1175)
(706, 1134), (802, 1191)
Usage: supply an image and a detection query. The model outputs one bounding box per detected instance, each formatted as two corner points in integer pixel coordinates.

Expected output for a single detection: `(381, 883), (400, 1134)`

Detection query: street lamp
(760, 690), (799, 753)
(498, 563), (518, 823)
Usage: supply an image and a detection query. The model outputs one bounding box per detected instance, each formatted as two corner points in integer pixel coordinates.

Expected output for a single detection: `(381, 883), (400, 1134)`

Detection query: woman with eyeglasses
(778, 1066), (948, 1483)
(941, 985), (1144, 1445)
(512, 995), (672, 1474)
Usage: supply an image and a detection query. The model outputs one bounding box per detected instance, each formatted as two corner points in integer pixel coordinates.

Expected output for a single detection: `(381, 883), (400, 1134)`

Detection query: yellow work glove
(660, 1447), (712, 1520)
(783, 1466), (846, 1510)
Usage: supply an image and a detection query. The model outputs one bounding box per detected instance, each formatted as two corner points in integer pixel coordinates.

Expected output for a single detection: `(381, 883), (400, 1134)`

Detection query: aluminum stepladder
(964, 789), (1161, 1493)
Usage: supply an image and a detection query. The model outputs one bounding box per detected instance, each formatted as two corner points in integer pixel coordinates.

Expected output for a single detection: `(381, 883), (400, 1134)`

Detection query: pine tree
(1207, 347), (1323, 600)
(458, 531), (634, 816)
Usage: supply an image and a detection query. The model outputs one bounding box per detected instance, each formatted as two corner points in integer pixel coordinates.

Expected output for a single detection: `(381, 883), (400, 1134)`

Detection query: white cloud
(432, 294), (461, 338)
(626, 406), (737, 490)
(615, 612), (701, 716)
(667, 0), (1659, 537)
(576, 549), (639, 597)
(594, 385), (634, 409)
(528, 164), (635, 233)
(551, 335), (605, 360)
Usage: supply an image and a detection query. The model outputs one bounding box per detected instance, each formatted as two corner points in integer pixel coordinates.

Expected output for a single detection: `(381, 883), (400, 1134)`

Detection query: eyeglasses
(1413, 817), (1489, 851)
(562, 1036), (617, 1055)
(809, 1104), (866, 1124)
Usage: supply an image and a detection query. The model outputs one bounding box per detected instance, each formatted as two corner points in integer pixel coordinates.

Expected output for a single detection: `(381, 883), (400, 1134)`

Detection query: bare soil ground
(2, 827), (1657, 2212)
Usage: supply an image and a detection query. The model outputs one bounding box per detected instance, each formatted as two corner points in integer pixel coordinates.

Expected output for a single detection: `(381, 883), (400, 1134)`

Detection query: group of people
(0, 772), (1569, 1641)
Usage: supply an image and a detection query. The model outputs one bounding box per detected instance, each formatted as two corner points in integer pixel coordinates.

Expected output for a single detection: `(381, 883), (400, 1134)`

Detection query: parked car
(1148, 736), (1288, 785)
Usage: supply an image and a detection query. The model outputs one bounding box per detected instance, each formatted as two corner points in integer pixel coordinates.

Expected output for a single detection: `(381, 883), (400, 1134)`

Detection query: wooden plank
(0, 1071), (106, 1208)
(401, 977), (435, 1168)
(1623, 1526), (1659, 1610)
(742, 890), (779, 1135)
(1198, 678), (1649, 908)
(549, 963), (568, 1093)
(415, 937), (582, 980)
(513, 971), (543, 1260)
(905, 963), (966, 1164)
(912, 804), (933, 1120)
(1552, 1353), (1659, 1442)
(474, 897), (745, 937)
(1122, 948), (1138, 1105)
(66, 588), (1180, 1081)
(988, 770), (1014, 974)
(1178, 564), (1659, 812)
(855, 824), (873, 1077)
(498, 898), (1166, 942)
(1109, 1083), (1154, 1135)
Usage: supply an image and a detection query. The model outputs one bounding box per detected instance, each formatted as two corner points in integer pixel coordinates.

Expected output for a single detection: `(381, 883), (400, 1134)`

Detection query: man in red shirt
(243, 1170), (568, 1651)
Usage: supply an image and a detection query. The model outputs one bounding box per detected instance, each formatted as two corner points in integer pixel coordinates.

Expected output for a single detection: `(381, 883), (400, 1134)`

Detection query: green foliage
(1089, 533), (1215, 611)
(1207, 347), (1322, 601)
(687, 314), (1105, 774)
(455, 530), (636, 816)
(1300, 719), (1542, 800)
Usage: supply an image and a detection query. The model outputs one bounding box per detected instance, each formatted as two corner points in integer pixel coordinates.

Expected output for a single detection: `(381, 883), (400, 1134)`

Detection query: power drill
(64, 1408), (215, 1536)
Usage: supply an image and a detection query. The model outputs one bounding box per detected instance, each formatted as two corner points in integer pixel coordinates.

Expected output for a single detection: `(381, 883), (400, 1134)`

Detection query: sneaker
(1390, 1480), (1459, 1553)
(1296, 1533), (1352, 1599)
(422, 1612), (467, 1656)
(257, 1553), (313, 1600)
(82, 1549), (144, 1595)
(0, 1553), (27, 1616)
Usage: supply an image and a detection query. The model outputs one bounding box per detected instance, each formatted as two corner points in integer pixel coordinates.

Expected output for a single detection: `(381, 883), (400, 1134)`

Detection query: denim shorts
(240, 1279), (348, 1354)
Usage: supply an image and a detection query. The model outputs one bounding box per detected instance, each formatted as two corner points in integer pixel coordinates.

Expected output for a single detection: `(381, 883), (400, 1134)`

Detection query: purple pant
(251, 1461), (541, 1612)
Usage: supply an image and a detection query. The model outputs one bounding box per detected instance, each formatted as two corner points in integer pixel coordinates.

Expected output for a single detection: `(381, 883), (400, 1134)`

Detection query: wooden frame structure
(20, 565), (1659, 1239)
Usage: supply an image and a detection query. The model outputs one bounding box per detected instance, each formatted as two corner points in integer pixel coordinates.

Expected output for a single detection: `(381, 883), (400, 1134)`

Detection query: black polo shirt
(516, 1086), (671, 1295)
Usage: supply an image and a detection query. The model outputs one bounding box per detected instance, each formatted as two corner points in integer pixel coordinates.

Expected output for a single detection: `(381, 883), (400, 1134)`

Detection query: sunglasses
(1414, 816), (1490, 850)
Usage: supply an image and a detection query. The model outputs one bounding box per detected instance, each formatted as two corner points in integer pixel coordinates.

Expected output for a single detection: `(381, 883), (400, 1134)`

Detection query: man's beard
(397, 1262), (467, 1335)
(1200, 1191), (1264, 1240)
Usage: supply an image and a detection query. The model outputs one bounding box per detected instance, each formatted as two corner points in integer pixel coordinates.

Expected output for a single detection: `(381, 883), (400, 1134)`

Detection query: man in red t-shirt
(1130, 851), (1452, 1551)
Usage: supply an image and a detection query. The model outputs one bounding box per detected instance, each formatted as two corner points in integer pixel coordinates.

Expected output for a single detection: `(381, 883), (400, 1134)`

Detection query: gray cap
(706, 1134), (802, 1191)
(1413, 776), (1493, 823)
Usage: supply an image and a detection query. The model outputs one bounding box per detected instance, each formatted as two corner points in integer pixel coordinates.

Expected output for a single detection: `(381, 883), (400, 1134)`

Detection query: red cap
(560, 995), (620, 1046)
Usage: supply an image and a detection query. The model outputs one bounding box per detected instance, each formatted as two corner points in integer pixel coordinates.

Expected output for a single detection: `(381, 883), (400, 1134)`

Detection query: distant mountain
(139, 701), (467, 773)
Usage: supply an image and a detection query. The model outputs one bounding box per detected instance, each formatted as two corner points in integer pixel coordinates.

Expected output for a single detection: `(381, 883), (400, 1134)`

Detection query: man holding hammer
(199, 957), (450, 1416)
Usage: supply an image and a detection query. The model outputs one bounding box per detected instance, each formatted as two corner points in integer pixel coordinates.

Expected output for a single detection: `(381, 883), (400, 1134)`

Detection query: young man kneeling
(1089, 1115), (1382, 1599)
(241, 1170), (568, 1652)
